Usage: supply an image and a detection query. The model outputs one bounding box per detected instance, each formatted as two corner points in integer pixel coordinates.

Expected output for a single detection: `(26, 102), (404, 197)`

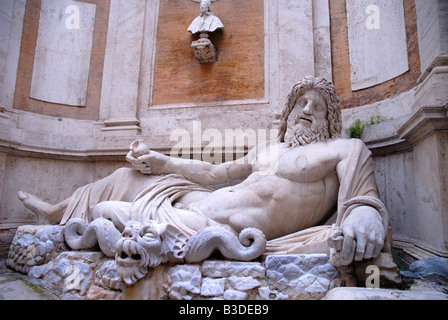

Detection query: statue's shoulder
(187, 16), (202, 33)
(327, 138), (370, 159)
(330, 137), (368, 146)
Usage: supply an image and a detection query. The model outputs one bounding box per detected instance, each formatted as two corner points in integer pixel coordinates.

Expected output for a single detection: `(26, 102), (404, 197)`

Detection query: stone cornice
(397, 105), (448, 146)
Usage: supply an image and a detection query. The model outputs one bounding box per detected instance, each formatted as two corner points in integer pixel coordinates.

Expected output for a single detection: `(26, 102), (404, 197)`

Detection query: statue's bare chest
(269, 143), (340, 183)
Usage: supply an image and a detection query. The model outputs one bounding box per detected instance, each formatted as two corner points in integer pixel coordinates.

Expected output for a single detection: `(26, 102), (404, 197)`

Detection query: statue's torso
(192, 141), (344, 240)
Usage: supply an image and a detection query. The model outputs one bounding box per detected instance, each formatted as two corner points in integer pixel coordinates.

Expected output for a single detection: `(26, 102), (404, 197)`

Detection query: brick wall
(13, 0), (109, 120)
(329, 0), (421, 109)
(152, 0), (265, 105)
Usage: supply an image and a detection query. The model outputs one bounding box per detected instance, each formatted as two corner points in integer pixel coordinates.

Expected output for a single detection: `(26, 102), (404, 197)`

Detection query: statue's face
(115, 221), (163, 285)
(285, 89), (330, 146)
(200, 1), (210, 14)
(288, 89), (328, 131)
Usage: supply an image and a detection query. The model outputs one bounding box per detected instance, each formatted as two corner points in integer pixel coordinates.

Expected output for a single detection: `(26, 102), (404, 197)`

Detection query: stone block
(266, 254), (340, 293)
(201, 277), (226, 297)
(227, 276), (261, 291)
(201, 260), (265, 278)
(167, 264), (202, 300)
(223, 289), (247, 300)
(94, 260), (123, 291)
(26, 250), (120, 299)
(257, 286), (289, 300)
(6, 225), (68, 274)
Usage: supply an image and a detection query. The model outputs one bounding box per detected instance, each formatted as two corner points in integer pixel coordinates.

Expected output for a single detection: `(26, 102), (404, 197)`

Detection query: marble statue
(187, 0), (223, 35)
(18, 76), (397, 285)
(187, 0), (223, 63)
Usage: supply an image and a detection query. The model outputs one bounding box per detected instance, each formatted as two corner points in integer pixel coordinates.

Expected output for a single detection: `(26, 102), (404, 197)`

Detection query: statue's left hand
(339, 206), (385, 265)
(127, 150), (170, 175)
(126, 150), (152, 174)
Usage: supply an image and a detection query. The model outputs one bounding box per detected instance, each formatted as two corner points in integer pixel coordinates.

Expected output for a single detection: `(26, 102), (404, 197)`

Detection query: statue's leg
(18, 167), (161, 225)
(17, 191), (69, 225)
(92, 201), (132, 232)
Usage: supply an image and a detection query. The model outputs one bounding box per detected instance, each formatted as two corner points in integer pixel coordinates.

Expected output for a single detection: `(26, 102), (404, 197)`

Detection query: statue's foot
(18, 191), (61, 224)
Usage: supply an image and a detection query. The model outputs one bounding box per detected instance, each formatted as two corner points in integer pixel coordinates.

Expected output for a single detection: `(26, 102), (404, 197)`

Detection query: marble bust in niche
(188, 0), (223, 63)
(187, 0), (224, 35)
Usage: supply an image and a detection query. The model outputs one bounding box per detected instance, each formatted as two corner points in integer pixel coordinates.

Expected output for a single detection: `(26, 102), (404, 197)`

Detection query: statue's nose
(122, 227), (136, 239)
(303, 101), (313, 115)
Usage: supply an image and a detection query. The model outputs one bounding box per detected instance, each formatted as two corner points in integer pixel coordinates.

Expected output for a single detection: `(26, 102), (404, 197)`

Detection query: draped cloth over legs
(60, 168), (156, 225)
(129, 174), (215, 238)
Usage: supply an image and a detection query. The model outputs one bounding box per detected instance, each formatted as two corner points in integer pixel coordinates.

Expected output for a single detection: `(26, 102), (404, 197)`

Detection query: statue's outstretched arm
(126, 139), (253, 186)
(163, 153), (253, 186)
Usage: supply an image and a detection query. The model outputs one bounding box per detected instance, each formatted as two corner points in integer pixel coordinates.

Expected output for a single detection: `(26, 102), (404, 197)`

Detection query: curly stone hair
(278, 76), (342, 143)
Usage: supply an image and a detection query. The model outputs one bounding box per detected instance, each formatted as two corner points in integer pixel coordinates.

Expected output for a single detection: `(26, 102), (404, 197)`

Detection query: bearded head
(114, 221), (164, 285)
(114, 220), (188, 286)
(278, 76), (342, 147)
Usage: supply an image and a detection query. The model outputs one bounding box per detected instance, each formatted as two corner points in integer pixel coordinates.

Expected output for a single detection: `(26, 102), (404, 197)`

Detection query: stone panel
(13, 0), (109, 120)
(415, 0), (448, 77)
(0, 0), (25, 109)
(329, 0), (421, 109)
(346, 0), (408, 90)
(276, 0), (314, 99)
(0, 155), (95, 226)
(29, 0), (96, 106)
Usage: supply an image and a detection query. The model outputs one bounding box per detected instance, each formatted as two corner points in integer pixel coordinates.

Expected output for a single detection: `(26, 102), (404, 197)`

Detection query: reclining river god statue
(18, 76), (399, 286)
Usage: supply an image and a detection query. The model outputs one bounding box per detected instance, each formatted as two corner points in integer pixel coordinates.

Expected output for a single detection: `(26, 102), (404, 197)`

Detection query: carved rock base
(124, 255), (342, 300)
(24, 252), (343, 300)
(6, 225), (68, 274)
(6, 225), (345, 300)
(28, 251), (122, 300)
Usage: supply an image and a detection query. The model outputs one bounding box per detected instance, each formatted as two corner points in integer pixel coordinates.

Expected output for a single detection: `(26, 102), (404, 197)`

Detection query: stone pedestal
(6, 225), (68, 274)
(6, 224), (346, 300)
(123, 254), (342, 300)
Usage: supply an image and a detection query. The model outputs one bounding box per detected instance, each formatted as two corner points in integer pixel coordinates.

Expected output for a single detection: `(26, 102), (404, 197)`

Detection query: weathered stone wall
(1, 0), (447, 265)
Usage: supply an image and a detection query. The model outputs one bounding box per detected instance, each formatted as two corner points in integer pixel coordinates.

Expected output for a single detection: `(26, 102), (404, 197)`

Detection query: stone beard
(284, 116), (331, 147)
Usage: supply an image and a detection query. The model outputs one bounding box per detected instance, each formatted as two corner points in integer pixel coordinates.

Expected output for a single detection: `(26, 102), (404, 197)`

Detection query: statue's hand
(126, 150), (168, 175)
(339, 206), (385, 265)
(126, 150), (152, 174)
